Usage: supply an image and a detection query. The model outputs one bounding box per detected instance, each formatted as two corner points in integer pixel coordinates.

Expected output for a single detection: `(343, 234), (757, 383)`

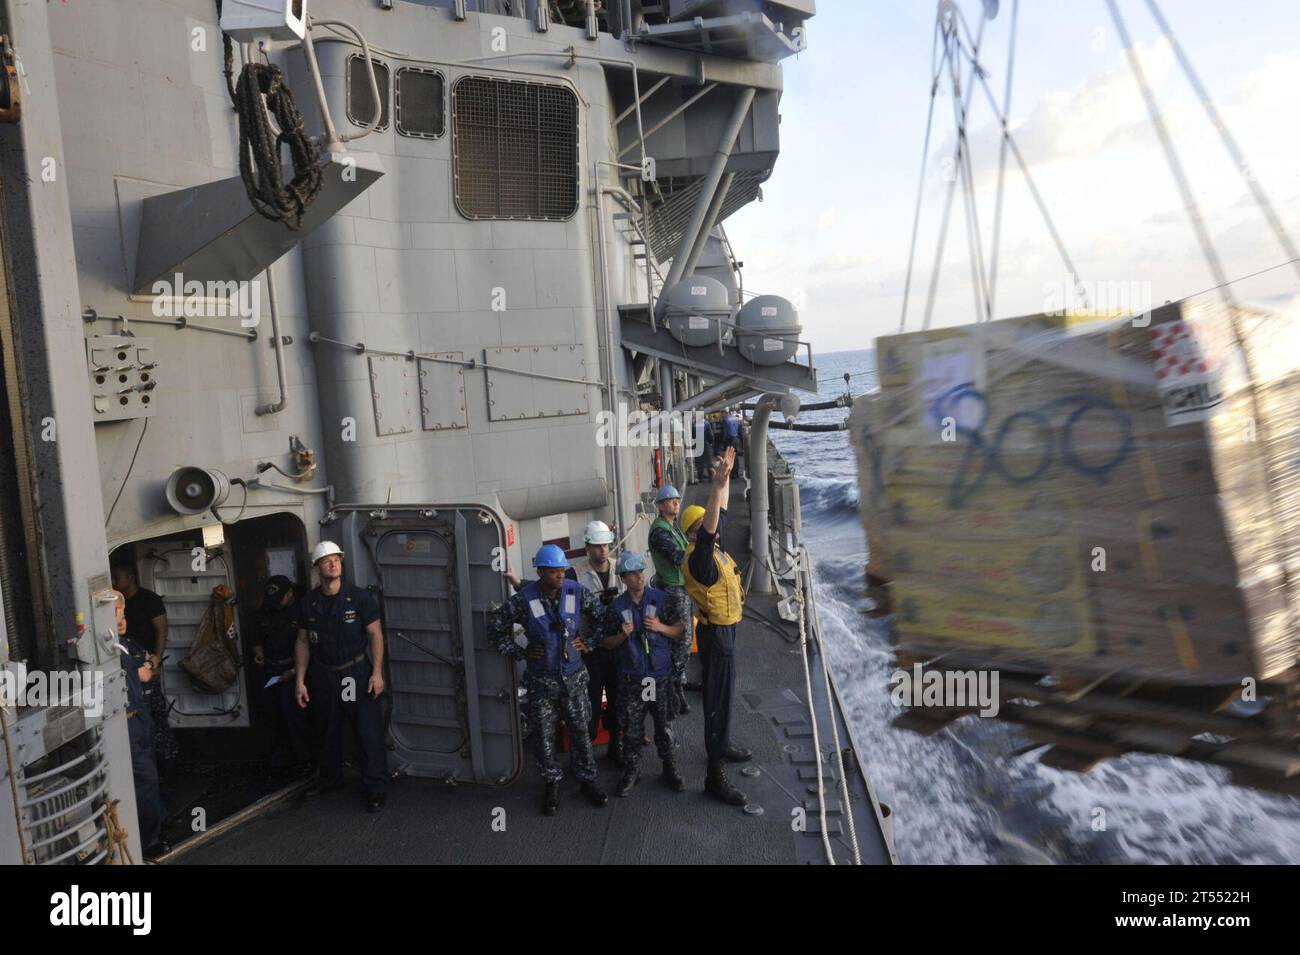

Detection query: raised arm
(702, 446), (734, 537)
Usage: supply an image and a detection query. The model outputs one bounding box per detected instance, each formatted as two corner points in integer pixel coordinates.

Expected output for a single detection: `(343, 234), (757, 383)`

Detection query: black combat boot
(704, 760), (748, 806)
(616, 766), (640, 797)
(581, 780), (609, 807)
(675, 683), (691, 714)
(661, 757), (686, 792)
(542, 781), (560, 816)
(721, 743), (752, 763)
(608, 733), (625, 768)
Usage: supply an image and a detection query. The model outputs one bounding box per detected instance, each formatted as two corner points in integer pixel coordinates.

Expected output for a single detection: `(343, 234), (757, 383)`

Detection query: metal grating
(347, 55), (390, 131)
(640, 169), (769, 261)
(396, 67), (445, 139)
(452, 76), (579, 221)
(21, 727), (111, 865)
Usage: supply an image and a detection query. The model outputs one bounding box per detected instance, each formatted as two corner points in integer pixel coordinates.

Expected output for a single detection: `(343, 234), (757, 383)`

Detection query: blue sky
(726, 0), (1300, 353)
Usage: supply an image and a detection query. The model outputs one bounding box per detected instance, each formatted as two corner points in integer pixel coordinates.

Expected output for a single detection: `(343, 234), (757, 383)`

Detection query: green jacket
(649, 515), (688, 587)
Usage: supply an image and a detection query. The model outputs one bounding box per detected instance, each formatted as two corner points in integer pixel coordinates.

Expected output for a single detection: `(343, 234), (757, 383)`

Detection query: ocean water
(769, 348), (1300, 864)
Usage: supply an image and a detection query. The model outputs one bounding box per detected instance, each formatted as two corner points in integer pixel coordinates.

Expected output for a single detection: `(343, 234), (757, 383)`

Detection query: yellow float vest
(683, 543), (744, 626)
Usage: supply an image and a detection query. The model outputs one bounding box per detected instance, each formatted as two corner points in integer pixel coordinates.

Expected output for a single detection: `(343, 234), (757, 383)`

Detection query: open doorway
(109, 511), (309, 850)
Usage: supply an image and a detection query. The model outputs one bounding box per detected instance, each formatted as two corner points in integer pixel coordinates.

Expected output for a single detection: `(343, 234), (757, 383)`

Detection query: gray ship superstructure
(0, 0), (893, 865)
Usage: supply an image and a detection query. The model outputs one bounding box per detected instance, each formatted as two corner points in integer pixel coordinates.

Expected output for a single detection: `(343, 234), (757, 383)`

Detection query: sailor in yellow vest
(681, 446), (752, 806)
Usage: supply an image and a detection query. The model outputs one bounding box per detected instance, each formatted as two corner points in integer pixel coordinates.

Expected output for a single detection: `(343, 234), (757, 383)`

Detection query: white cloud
(810, 251), (875, 273)
(944, 38), (1178, 185)
(726, 6), (1300, 355)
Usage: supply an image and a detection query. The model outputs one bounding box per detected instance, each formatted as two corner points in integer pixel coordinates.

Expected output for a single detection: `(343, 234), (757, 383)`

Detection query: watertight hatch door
(139, 542), (250, 728)
(332, 506), (521, 785)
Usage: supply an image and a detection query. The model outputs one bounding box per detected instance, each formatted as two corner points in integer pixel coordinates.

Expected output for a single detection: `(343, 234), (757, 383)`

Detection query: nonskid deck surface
(184, 478), (888, 864)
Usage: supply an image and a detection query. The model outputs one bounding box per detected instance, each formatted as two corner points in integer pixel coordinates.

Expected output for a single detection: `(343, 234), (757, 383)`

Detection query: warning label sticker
(1150, 320), (1226, 425)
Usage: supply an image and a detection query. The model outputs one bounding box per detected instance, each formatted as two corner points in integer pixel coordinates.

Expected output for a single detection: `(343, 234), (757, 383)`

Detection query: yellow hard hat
(681, 505), (706, 534)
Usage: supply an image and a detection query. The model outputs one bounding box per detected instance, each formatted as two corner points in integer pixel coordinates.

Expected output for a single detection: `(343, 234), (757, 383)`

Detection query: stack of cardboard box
(851, 300), (1300, 684)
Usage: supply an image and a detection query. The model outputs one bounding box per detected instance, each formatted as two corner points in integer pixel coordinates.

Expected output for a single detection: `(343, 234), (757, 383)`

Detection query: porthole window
(396, 67), (445, 139)
(347, 55), (390, 131)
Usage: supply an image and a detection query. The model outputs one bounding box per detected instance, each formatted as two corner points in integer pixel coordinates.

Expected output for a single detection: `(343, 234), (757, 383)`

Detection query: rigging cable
(920, 8), (988, 331)
(612, 511), (650, 553)
(793, 546), (835, 864)
(951, 13), (1091, 312)
(944, 18), (993, 325)
(897, 14), (947, 333)
(1104, 0), (1228, 297)
(1104, 0), (1298, 647)
(1141, 0), (1300, 285)
(985, 0), (1020, 318)
(802, 545), (862, 864)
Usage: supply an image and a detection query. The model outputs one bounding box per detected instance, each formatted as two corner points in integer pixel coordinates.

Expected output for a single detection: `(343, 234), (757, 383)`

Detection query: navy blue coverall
(688, 509), (737, 761)
(121, 643), (163, 850)
(295, 585), (388, 796)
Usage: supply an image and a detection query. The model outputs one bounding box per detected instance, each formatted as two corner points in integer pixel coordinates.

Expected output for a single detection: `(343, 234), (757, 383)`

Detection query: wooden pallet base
(887, 657), (1300, 793)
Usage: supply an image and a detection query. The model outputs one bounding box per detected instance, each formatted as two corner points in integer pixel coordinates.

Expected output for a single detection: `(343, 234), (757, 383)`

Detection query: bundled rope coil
(104, 799), (136, 865)
(220, 12), (322, 230)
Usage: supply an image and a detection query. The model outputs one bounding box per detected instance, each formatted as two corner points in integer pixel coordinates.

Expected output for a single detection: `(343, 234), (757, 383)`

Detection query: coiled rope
(104, 799), (136, 865)
(218, 1), (323, 229)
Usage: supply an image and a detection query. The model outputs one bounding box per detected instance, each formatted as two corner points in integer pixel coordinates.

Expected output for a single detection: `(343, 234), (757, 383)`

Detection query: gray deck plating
(182, 479), (892, 865)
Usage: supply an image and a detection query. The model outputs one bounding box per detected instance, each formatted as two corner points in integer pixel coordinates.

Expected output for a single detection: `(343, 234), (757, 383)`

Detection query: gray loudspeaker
(165, 467), (230, 515)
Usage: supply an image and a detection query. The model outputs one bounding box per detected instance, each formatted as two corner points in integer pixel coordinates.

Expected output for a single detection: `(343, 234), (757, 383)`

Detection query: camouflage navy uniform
(489, 579), (605, 783)
(648, 520), (693, 720)
(603, 587), (683, 771)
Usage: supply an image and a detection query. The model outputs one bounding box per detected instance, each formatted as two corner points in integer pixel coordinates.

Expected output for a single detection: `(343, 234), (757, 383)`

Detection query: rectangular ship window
(347, 55), (390, 131)
(396, 67), (446, 139)
(452, 75), (579, 221)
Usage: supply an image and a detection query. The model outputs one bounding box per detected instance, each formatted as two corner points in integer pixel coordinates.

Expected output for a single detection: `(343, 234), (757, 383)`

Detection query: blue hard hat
(616, 551), (647, 575)
(655, 484), (681, 503)
(533, 544), (570, 569)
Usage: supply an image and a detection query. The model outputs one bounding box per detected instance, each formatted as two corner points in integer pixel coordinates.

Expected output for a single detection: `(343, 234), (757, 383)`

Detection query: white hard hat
(583, 520), (615, 545)
(311, 540), (344, 565)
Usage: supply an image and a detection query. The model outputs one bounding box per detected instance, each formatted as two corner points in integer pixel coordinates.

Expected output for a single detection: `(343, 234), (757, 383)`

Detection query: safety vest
(649, 516), (688, 587)
(610, 588), (673, 680)
(683, 544), (743, 626)
(518, 579), (586, 678)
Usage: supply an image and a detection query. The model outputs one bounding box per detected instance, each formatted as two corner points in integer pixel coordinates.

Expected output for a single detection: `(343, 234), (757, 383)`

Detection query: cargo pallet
(891, 649), (1300, 795)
